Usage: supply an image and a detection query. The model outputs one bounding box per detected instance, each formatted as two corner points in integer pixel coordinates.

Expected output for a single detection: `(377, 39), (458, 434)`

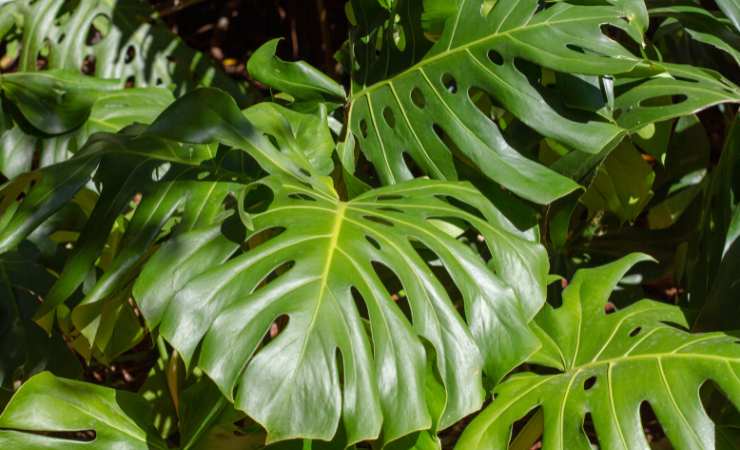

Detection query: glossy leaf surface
(0, 372), (167, 449)
(347, 0), (740, 204)
(457, 254), (740, 449)
(135, 176), (548, 444)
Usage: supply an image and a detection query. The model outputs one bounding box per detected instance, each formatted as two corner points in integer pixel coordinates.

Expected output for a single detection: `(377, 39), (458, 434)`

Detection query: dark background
(151, 0), (349, 83)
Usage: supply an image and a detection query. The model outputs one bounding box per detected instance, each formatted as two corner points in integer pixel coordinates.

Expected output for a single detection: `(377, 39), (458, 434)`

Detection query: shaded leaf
(581, 140), (655, 223)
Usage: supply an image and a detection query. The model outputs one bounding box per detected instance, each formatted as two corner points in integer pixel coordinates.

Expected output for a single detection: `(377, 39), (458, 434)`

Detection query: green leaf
(651, 5), (740, 65)
(247, 39), (345, 101)
(580, 140), (655, 223)
(716, 0), (740, 32)
(0, 126), (36, 179)
(0, 0), (252, 102)
(0, 70), (175, 176)
(0, 86), (338, 360)
(647, 184), (702, 230)
(691, 119), (740, 330)
(0, 372), (168, 449)
(242, 102), (335, 176)
(0, 70), (119, 135)
(146, 88), (327, 181)
(0, 245), (81, 404)
(348, 0), (645, 203)
(613, 62), (740, 131)
(348, 0), (740, 204)
(135, 176), (548, 444)
(456, 254), (740, 450)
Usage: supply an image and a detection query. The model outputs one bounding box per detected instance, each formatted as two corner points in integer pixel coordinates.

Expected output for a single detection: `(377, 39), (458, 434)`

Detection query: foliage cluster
(0, 0), (738, 448)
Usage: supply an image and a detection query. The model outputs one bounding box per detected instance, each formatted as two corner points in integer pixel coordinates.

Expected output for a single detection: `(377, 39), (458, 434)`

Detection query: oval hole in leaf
(253, 260), (295, 295)
(372, 261), (410, 320)
(639, 95), (688, 108)
(363, 215), (395, 227)
(582, 412), (600, 447)
(442, 73), (458, 94)
(583, 376), (597, 391)
(246, 226), (286, 250)
(86, 14), (110, 45)
(287, 193), (318, 202)
(81, 54), (96, 74)
(6, 429), (97, 442)
(402, 152), (424, 178)
(409, 238), (462, 306)
(629, 326), (642, 337)
(378, 206), (404, 214)
(640, 401), (668, 446)
(124, 45), (136, 64)
(350, 286), (370, 322)
(411, 87), (426, 109)
(262, 314), (290, 344)
(508, 406), (543, 449)
(365, 235), (381, 250)
(699, 379), (740, 426)
(242, 183), (274, 214)
(383, 106), (396, 129)
(487, 49), (503, 65)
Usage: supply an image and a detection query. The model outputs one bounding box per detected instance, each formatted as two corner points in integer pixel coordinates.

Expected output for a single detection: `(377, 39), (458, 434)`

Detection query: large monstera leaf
(457, 254), (740, 450)
(347, 0), (740, 203)
(0, 372), (167, 450)
(134, 176), (549, 445)
(0, 0), (250, 102)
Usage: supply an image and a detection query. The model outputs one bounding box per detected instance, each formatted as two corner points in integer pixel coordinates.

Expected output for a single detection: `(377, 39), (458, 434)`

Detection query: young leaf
(456, 254), (740, 450)
(247, 39), (345, 101)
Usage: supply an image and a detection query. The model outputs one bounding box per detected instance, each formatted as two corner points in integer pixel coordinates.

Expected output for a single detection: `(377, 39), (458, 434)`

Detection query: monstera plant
(0, 0), (738, 448)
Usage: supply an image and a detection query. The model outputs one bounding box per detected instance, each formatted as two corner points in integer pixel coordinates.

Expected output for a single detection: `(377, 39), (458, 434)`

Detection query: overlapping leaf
(0, 0), (251, 101)
(347, 0), (740, 203)
(0, 87), (325, 357)
(457, 254), (740, 449)
(0, 70), (174, 177)
(0, 245), (80, 405)
(651, 4), (740, 65)
(134, 176), (548, 444)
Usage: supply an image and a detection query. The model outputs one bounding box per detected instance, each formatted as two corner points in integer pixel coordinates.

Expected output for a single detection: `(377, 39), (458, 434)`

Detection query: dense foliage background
(0, 0), (738, 448)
